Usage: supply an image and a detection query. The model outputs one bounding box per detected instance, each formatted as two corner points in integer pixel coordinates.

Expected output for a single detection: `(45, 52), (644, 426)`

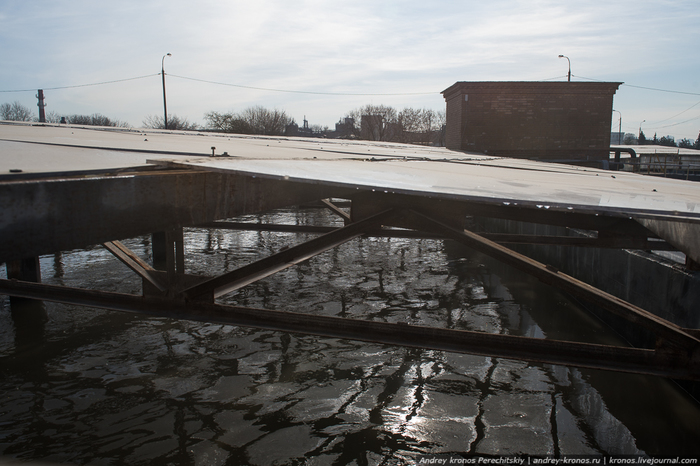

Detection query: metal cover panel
(150, 155), (700, 223)
(2, 122), (699, 223)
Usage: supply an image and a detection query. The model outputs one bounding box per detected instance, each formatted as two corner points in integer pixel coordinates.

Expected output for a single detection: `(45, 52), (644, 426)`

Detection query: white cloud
(1, 0), (699, 138)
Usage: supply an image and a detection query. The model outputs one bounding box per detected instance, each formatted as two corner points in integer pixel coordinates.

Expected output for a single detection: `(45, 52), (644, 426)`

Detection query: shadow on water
(0, 208), (699, 464)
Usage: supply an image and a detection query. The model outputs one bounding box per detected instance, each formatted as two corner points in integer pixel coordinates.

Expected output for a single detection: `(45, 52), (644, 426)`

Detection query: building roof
(442, 81), (623, 99)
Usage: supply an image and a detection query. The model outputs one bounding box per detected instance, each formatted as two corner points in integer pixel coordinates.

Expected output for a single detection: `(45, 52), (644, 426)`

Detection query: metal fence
(609, 151), (700, 181)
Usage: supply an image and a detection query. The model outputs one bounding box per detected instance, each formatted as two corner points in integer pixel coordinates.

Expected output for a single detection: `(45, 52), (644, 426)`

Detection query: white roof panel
(2, 121), (699, 223)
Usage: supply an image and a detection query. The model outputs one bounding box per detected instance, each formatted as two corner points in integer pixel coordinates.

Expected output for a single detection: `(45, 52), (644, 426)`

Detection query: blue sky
(1, 0), (699, 140)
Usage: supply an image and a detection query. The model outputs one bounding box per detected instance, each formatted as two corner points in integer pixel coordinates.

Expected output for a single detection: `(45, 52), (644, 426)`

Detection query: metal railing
(609, 150), (700, 181)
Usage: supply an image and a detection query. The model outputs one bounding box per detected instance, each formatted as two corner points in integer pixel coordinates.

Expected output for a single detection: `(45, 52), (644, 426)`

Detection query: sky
(1, 0), (699, 140)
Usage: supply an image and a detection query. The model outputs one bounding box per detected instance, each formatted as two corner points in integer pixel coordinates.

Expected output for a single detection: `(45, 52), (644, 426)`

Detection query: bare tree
(43, 110), (63, 124)
(240, 106), (292, 135)
(355, 106), (445, 145)
(66, 113), (130, 127)
(0, 101), (34, 121)
(204, 106), (292, 136)
(204, 111), (253, 134)
(434, 109), (446, 146)
(420, 109), (445, 146)
(143, 114), (199, 131)
(397, 107), (424, 143)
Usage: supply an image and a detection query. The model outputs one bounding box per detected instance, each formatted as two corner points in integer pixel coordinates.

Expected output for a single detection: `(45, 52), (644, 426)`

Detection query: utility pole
(613, 110), (622, 144)
(36, 89), (46, 123)
(162, 53), (171, 130)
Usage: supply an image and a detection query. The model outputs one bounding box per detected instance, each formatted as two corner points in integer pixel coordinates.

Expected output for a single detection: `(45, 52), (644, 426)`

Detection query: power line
(570, 75), (603, 82)
(650, 100), (700, 124)
(1, 72), (440, 96)
(0, 74), (160, 93)
(653, 114), (700, 129)
(3, 71), (699, 99)
(573, 75), (700, 96)
(167, 73), (439, 96)
(622, 83), (700, 96)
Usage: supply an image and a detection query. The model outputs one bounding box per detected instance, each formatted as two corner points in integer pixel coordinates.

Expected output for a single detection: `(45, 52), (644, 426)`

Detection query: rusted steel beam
(466, 203), (658, 237)
(0, 278), (697, 380)
(351, 191), (656, 238)
(103, 241), (166, 292)
(198, 222), (338, 234)
(478, 233), (675, 250)
(320, 198), (352, 225)
(181, 209), (399, 300)
(196, 222), (443, 239)
(197, 222), (673, 250)
(403, 209), (700, 352)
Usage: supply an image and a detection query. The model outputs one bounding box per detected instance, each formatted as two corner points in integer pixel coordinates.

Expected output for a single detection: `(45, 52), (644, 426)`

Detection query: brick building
(442, 81), (621, 161)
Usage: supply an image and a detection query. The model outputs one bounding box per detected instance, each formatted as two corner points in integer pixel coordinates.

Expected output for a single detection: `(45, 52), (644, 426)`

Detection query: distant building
(360, 115), (383, 141)
(334, 117), (356, 139)
(285, 116), (316, 138)
(285, 122), (299, 136)
(442, 81), (622, 161)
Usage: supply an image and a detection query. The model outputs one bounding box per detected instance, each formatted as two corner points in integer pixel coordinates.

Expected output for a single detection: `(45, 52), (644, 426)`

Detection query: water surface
(1, 208), (698, 464)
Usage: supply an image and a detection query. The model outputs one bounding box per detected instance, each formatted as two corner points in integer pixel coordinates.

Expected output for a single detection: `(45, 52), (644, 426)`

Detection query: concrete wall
(473, 217), (700, 342)
(442, 82), (621, 161)
(475, 216), (700, 398)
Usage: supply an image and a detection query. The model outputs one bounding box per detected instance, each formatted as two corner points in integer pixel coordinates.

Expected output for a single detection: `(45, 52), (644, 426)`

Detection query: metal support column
(152, 227), (185, 275)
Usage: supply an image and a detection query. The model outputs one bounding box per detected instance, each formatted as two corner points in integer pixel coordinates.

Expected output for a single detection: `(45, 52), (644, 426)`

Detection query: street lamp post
(613, 110), (622, 144)
(558, 55), (571, 82)
(162, 53), (171, 130)
(639, 120), (646, 143)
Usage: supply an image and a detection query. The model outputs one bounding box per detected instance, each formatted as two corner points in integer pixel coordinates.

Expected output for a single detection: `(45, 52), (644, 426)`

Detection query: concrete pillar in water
(152, 228), (184, 275)
(5, 257), (47, 349)
(6, 257), (42, 304)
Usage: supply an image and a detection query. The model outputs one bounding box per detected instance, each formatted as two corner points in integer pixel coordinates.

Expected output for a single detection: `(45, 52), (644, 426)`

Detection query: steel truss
(1, 201), (698, 381)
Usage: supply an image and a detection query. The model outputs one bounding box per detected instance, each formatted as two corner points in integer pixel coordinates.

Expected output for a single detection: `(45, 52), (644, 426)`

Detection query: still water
(1, 208), (699, 464)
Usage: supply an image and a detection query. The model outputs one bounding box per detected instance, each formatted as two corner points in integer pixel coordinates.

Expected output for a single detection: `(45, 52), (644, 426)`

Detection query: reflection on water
(1, 208), (699, 464)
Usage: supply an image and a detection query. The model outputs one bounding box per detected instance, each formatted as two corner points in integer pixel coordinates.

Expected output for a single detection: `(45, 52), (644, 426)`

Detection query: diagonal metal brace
(103, 241), (166, 292)
(320, 198), (352, 225)
(403, 209), (700, 353)
(181, 208), (399, 300)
